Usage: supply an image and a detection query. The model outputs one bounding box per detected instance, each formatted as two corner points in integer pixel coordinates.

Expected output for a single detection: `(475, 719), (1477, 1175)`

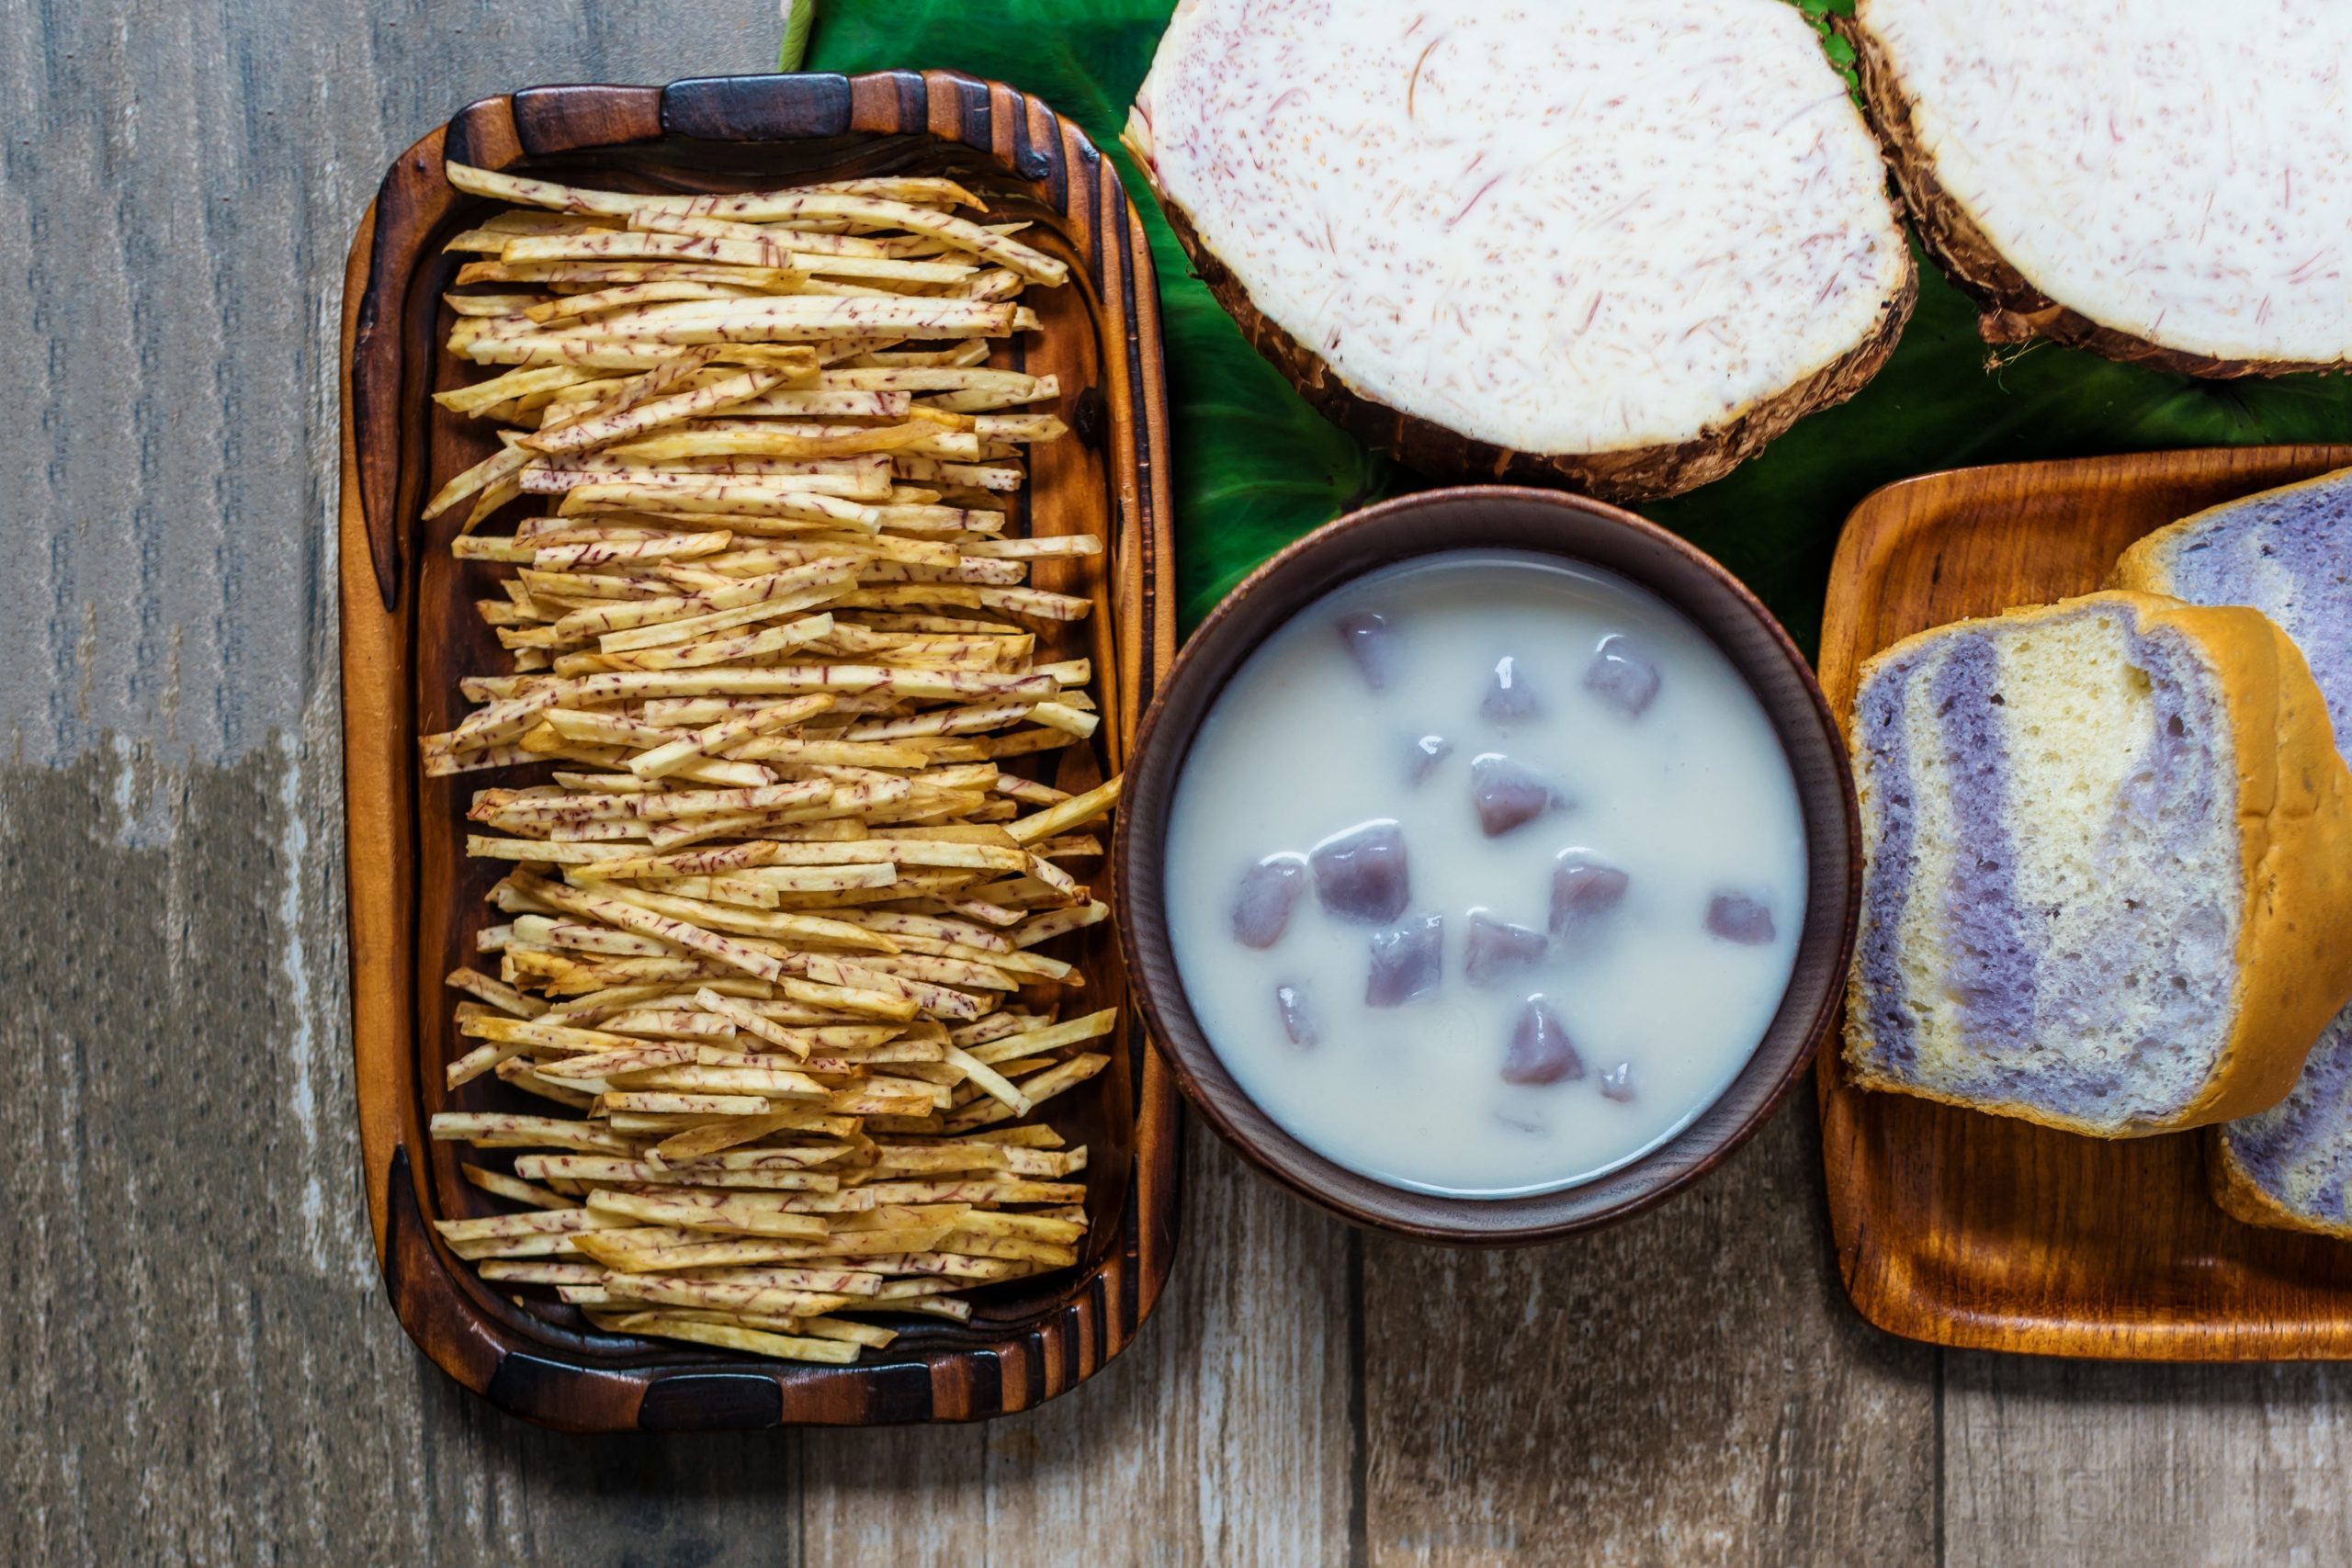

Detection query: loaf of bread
(2114, 473), (2352, 1227)
(1844, 590), (2352, 1136)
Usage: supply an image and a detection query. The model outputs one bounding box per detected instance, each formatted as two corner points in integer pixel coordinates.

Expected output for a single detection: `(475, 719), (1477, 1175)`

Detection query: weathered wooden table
(7, 5), (2347, 1562)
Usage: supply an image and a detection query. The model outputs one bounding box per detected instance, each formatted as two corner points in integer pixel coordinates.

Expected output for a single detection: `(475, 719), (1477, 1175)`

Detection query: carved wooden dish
(1818, 444), (2352, 1359)
(338, 72), (1180, 1429)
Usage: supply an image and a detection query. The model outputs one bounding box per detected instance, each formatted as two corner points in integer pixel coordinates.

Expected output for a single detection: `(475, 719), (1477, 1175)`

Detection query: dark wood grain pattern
(1114, 486), (1859, 1243)
(340, 72), (1181, 1428)
(1817, 444), (2352, 1359)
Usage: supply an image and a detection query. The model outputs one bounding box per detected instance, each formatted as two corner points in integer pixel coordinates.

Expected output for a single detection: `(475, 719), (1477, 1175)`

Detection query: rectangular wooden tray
(338, 72), (1181, 1429)
(1817, 443), (2352, 1360)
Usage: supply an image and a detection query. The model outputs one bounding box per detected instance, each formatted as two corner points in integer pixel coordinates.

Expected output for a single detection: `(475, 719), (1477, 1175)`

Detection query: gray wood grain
(2, 4), (808, 1563)
(1358, 1113), (1939, 1568)
(14, 0), (2352, 1563)
(1944, 1358), (2352, 1568)
(800, 1124), (1358, 1567)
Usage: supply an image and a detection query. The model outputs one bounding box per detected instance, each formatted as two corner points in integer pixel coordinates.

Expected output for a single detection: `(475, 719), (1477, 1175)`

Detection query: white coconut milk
(1164, 551), (1807, 1197)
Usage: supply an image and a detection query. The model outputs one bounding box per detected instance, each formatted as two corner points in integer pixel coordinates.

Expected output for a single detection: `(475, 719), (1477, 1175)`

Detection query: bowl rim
(1112, 484), (1860, 1245)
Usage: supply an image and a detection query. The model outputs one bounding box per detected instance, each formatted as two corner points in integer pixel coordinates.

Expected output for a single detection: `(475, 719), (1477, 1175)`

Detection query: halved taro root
(1124, 0), (1915, 499)
(1848, 0), (2352, 377)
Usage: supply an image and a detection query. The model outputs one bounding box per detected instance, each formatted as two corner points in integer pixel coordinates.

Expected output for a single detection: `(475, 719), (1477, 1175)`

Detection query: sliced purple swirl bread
(2114, 471), (2352, 1229)
(1845, 591), (2352, 1137)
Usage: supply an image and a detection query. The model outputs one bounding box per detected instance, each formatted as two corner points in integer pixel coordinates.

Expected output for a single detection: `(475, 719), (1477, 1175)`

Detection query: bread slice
(2114, 473), (2352, 1228)
(1844, 591), (2352, 1136)
(1125, 0), (1914, 501)
(1848, 0), (2352, 375)
(2114, 471), (2352, 761)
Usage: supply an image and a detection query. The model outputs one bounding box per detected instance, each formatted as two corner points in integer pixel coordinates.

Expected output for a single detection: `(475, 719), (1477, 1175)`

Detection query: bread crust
(2209, 1134), (2352, 1239)
(1844, 6), (2352, 378)
(1121, 107), (1916, 503)
(2109, 468), (2352, 602)
(2113, 484), (2352, 1228)
(2164, 597), (2352, 1122)
(1841, 591), (2352, 1134)
(2106, 513), (2195, 600)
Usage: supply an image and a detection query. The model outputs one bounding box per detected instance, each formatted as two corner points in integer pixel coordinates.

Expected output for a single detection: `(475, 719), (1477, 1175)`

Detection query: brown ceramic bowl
(1114, 486), (1859, 1245)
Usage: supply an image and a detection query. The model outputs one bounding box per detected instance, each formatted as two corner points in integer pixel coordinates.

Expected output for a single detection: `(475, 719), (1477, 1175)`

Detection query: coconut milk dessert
(1164, 551), (1807, 1197)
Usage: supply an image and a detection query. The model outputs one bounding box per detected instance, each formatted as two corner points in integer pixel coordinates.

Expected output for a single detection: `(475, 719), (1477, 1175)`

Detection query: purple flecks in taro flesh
(1365, 914), (1444, 1007)
(1337, 611), (1398, 691)
(1482, 656), (1542, 725)
(1464, 911), (1548, 987)
(1274, 983), (1317, 1048)
(1502, 996), (1585, 1086)
(1584, 634), (1662, 719)
(1550, 851), (1631, 939)
(1229, 853), (1307, 949)
(1310, 819), (1410, 924)
(1705, 892), (1776, 945)
(1470, 753), (1561, 837)
(1599, 1062), (1636, 1102)
(1409, 734), (1453, 784)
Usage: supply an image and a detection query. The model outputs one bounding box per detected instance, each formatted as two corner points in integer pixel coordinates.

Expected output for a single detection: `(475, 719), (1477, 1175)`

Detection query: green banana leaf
(806, 0), (1386, 630)
(808, 1), (2352, 654)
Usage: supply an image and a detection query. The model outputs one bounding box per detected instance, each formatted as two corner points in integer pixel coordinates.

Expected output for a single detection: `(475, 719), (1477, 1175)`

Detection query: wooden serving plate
(338, 73), (1180, 1429)
(1817, 443), (2352, 1360)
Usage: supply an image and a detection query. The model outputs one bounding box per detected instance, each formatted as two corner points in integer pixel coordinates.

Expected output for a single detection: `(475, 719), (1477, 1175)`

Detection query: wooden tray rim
(337, 70), (1182, 1427)
(1816, 441), (2352, 1362)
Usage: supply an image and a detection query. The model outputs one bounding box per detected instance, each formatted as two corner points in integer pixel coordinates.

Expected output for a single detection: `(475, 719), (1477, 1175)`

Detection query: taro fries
(420, 163), (1122, 1366)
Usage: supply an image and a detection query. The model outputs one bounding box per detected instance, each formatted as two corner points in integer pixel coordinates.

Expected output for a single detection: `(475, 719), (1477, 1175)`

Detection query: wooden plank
(3, 756), (822, 1562)
(0, 750), (430, 1563)
(1945, 1359), (2352, 1568)
(0, 2), (804, 1562)
(1359, 1112), (1939, 1565)
(800, 1123), (1357, 1565)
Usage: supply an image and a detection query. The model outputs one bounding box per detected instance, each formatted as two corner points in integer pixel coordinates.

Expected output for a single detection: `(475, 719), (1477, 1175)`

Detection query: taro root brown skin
(1141, 181), (1915, 502)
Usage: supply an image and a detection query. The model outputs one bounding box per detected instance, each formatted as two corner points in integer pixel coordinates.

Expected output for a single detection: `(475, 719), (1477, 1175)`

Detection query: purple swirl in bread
(1846, 590), (2352, 1137)
(2115, 470), (2352, 1229)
